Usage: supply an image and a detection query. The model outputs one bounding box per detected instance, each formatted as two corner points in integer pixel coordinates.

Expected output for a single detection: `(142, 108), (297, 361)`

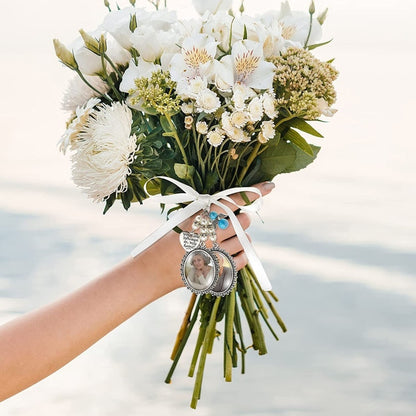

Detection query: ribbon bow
(131, 176), (272, 291)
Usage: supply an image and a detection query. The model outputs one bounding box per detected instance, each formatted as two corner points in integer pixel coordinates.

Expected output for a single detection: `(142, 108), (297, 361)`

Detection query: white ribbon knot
(130, 176), (272, 291)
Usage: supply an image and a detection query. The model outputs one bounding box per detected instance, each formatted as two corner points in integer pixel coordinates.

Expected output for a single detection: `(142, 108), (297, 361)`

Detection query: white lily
(169, 33), (217, 82)
(214, 40), (275, 92)
(119, 58), (161, 93)
(278, 1), (322, 47)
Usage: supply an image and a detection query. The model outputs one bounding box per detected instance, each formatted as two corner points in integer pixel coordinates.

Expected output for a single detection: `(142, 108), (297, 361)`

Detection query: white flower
(181, 102), (194, 114)
(169, 34), (217, 82)
(316, 98), (337, 117)
(195, 88), (221, 113)
(262, 92), (278, 119)
(71, 102), (137, 202)
(193, 0), (232, 15)
(257, 132), (268, 144)
(119, 58), (161, 93)
(72, 30), (130, 76)
(230, 111), (249, 128)
(207, 128), (225, 147)
(261, 120), (275, 139)
(232, 83), (255, 110)
(247, 96), (264, 121)
(214, 40), (275, 91)
(61, 75), (110, 113)
(59, 97), (101, 154)
(278, 1), (322, 47)
(131, 26), (178, 62)
(196, 121), (208, 134)
(101, 6), (143, 49)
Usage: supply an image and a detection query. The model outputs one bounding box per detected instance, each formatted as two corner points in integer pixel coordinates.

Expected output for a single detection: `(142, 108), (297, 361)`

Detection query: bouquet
(54, 0), (338, 408)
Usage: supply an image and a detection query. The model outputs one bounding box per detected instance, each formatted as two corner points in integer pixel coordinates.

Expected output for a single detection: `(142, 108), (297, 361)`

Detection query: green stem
(304, 12), (313, 48)
(237, 141), (262, 185)
(165, 297), (201, 384)
(75, 69), (106, 97)
(224, 288), (236, 381)
(103, 52), (123, 79)
(188, 325), (206, 377)
(100, 55), (123, 101)
(165, 114), (189, 165)
(190, 297), (221, 409)
(233, 293), (246, 374)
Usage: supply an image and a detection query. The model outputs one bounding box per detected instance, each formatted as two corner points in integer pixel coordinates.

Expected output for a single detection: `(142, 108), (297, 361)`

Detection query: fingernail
(262, 181), (275, 192)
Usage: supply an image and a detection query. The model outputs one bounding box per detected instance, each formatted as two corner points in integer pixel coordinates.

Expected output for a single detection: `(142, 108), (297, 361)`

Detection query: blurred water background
(0, 0), (415, 415)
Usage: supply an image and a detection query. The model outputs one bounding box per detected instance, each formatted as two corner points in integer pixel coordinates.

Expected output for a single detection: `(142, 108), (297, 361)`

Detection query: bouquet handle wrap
(130, 176), (272, 291)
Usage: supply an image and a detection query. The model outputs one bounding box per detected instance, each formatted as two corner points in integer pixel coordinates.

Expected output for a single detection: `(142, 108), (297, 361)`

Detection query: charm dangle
(180, 209), (237, 297)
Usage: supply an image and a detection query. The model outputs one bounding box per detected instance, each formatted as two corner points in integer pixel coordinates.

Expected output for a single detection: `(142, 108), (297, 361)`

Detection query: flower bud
(53, 39), (78, 70)
(239, 0), (244, 14)
(309, 0), (315, 15)
(103, 0), (111, 11)
(129, 13), (137, 32)
(129, 0), (136, 5)
(79, 29), (100, 54)
(317, 8), (328, 25)
(99, 33), (107, 54)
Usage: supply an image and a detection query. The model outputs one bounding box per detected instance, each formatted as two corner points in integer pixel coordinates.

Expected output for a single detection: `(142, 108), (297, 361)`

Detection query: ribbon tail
(130, 201), (204, 258)
(215, 201), (272, 291)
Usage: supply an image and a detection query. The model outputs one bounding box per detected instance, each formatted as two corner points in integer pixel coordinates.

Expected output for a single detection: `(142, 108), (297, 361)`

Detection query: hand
(142, 181), (276, 291)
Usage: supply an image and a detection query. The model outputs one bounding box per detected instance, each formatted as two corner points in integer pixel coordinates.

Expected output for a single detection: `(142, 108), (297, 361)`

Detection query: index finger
(212, 181), (275, 215)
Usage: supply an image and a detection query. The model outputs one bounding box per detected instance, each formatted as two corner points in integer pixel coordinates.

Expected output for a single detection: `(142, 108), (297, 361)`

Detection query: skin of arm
(0, 182), (274, 402)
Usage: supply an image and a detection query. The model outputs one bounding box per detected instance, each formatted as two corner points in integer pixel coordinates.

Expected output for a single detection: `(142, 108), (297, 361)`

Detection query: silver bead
(200, 234), (208, 242)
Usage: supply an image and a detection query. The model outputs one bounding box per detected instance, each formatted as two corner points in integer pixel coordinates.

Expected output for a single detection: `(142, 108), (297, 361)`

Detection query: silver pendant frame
(209, 246), (238, 297)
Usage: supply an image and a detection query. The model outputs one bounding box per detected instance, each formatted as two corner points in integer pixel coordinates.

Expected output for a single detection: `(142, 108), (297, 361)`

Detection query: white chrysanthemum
(71, 102), (137, 202)
(62, 75), (109, 113)
(261, 120), (275, 139)
(207, 128), (225, 147)
(262, 92), (278, 118)
(230, 111), (249, 128)
(181, 102), (194, 114)
(196, 121), (208, 134)
(257, 132), (268, 144)
(59, 97), (101, 154)
(195, 89), (221, 113)
(247, 96), (264, 121)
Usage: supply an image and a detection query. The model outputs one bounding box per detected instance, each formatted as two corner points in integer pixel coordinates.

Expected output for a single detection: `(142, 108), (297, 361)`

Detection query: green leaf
(103, 193), (116, 214)
(174, 163), (195, 181)
(284, 128), (314, 156)
(160, 115), (173, 134)
(307, 38), (332, 50)
(259, 138), (297, 177)
(281, 144), (320, 174)
(289, 118), (324, 138)
(193, 169), (204, 193)
(120, 186), (133, 210)
(204, 171), (219, 193)
(140, 105), (158, 115)
(243, 24), (248, 40)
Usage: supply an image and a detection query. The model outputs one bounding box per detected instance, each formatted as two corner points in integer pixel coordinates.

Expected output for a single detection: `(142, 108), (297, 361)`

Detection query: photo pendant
(209, 246), (238, 297)
(180, 247), (220, 295)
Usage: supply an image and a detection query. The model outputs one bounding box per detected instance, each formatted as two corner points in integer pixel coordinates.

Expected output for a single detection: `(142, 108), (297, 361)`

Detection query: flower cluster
(272, 47), (338, 119)
(54, 0), (337, 206)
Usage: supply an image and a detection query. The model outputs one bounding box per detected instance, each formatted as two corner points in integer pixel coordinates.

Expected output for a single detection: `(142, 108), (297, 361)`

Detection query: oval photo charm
(181, 248), (219, 295)
(209, 248), (238, 297)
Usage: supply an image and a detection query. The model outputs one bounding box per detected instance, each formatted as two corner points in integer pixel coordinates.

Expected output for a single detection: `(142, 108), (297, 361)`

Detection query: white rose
(192, 0), (232, 16)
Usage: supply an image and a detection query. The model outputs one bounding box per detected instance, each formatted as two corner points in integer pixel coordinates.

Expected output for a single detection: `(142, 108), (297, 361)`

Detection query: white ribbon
(131, 176), (272, 291)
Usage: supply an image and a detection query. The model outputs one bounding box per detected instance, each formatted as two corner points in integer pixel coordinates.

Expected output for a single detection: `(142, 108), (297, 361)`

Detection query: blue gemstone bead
(209, 211), (218, 220)
(218, 218), (229, 229)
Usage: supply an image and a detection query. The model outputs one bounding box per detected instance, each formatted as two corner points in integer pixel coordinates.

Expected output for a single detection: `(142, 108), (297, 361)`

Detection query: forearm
(0, 231), (182, 402)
